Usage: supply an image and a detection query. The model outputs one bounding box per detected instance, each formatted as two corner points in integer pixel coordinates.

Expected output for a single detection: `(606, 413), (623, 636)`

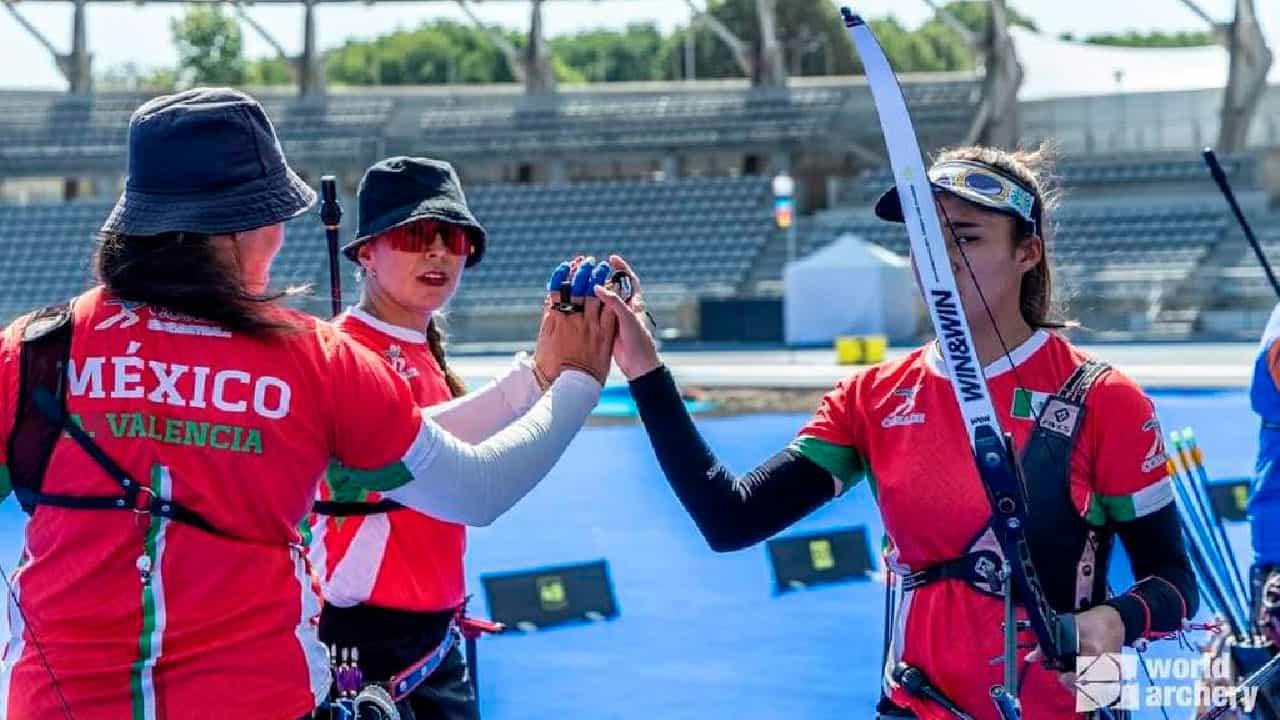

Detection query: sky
(0, 0), (1277, 90)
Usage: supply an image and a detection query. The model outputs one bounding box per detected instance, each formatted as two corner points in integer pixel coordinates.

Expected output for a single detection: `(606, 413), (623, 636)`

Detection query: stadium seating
(455, 175), (775, 311)
(0, 81), (1272, 338)
(0, 92), (394, 177)
(1212, 218), (1280, 307)
(793, 202), (1228, 307)
(0, 175), (775, 326)
(0, 201), (110, 315)
(415, 80), (977, 157)
(829, 152), (1261, 208)
(0, 199), (352, 321)
(0, 79), (980, 176)
(1052, 153), (1259, 188)
(810, 150), (1280, 333)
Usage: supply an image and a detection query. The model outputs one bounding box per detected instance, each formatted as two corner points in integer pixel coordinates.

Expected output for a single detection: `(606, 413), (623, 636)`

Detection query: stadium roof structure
(5, 0), (569, 3)
(1012, 26), (1280, 100)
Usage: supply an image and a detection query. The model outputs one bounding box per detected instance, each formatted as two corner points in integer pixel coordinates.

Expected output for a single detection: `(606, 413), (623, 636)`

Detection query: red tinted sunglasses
(383, 221), (473, 257)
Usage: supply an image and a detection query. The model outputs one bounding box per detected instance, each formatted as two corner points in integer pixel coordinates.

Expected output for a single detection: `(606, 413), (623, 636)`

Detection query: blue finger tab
(570, 259), (596, 297)
(589, 262), (613, 293)
(546, 262), (571, 292)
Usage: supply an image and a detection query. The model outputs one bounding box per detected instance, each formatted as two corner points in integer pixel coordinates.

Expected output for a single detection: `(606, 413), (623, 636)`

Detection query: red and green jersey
(310, 308), (466, 612)
(0, 287), (433, 720)
(792, 330), (1173, 720)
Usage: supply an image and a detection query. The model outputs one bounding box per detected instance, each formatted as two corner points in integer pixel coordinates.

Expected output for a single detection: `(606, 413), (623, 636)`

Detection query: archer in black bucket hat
(343, 156), (487, 267)
(100, 87), (316, 236)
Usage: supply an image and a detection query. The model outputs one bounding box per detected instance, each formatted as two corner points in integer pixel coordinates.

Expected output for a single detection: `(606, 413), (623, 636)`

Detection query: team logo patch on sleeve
(1038, 399), (1082, 437)
(881, 388), (926, 428)
(1141, 417), (1168, 473)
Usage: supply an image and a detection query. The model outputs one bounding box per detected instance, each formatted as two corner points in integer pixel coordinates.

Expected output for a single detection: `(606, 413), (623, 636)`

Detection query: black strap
(895, 361), (1113, 603)
(13, 302), (237, 541)
(32, 386), (142, 496)
(312, 499), (404, 516)
(1057, 360), (1110, 405)
(9, 302), (74, 514)
(30, 384), (236, 539)
(901, 549), (1004, 595)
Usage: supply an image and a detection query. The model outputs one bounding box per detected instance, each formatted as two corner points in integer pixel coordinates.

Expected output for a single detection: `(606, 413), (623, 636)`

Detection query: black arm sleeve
(628, 365), (838, 552)
(1102, 503), (1200, 645)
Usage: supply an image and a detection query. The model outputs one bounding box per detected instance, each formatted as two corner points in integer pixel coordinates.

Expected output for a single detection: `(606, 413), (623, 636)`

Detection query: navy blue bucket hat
(343, 156), (487, 267)
(101, 87), (316, 236)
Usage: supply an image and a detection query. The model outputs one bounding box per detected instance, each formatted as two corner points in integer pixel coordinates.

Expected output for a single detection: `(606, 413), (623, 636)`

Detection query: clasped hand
(531, 255), (661, 387)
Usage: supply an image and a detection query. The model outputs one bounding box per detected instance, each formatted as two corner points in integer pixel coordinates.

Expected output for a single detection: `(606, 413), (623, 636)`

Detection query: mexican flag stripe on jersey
(1011, 388), (1050, 420)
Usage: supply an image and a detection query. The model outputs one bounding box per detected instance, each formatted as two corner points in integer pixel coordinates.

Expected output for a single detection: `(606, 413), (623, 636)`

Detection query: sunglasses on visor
(929, 161), (1039, 234)
(382, 221), (473, 257)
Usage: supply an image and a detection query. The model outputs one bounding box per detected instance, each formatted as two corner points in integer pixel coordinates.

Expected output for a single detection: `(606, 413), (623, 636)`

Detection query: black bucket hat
(100, 87), (316, 236)
(344, 156), (487, 267)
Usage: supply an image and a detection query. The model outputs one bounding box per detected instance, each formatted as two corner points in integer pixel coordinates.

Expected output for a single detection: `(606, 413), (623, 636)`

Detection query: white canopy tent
(1011, 26), (1280, 100)
(783, 234), (922, 346)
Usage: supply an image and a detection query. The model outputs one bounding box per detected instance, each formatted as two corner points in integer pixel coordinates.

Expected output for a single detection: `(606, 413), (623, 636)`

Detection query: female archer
(311, 156), (602, 719)
(0, 89), (615, 720)
(590, 145), (1198, 719)
(1248, 302), (1280, 640)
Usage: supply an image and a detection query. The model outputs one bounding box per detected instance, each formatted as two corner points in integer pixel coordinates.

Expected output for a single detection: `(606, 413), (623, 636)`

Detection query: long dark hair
(934, 143), (1073, 330)
(95, 231), (307, 336)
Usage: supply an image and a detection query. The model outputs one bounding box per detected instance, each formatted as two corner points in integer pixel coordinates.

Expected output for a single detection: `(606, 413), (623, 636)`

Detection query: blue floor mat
(0, 389), (1261, 718)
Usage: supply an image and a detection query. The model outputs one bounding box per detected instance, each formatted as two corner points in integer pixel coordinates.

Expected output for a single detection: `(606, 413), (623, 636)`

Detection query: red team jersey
(792, 330), (1174, 720)
(0, 287), (433, 720)
(311, 308), (466, 612)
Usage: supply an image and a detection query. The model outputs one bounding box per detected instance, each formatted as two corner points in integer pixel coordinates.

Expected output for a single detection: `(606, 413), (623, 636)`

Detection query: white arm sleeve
(384, 369), (600, 526)
(423, 355), (544, 443)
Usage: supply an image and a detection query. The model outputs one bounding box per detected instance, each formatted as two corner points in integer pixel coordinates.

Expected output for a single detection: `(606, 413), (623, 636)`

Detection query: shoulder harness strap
(11, 299), (238, 540)
(900, 360), (1114, 601)
(10, 301), (75, 514)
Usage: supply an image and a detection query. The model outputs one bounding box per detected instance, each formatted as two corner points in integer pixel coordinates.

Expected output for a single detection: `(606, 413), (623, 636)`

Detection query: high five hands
(530, 255), (617, 385)
(532, 254), (662, 386)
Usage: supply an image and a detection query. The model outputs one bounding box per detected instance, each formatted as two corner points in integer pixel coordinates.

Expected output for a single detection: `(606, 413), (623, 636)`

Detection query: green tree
(551, 24), (666, 83)
(311, 0), (1043, 88)
(327, 20), (518, 85)
(95, 62), (177, 91)
(657, 0), (1034, 80)
(1083, 30), (1215, 48)
(663, 0), (859, 79)
(171, 6), (245, 86)
(246, 57), (294, 86)
(932, 0), (1037, 35)
(551, 55), (588, 84)
(859, 2), (1036, 74)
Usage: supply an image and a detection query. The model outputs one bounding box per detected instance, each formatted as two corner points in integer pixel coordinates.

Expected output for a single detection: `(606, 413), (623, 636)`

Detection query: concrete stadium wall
(1021, 85), (1280, 156)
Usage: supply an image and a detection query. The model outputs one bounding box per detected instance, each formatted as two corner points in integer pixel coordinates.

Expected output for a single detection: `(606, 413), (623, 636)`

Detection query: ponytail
(426, 315), (468, 399)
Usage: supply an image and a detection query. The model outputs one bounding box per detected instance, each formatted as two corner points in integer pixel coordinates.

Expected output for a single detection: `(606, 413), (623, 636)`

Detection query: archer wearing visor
(590, 145), (1198, 720)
